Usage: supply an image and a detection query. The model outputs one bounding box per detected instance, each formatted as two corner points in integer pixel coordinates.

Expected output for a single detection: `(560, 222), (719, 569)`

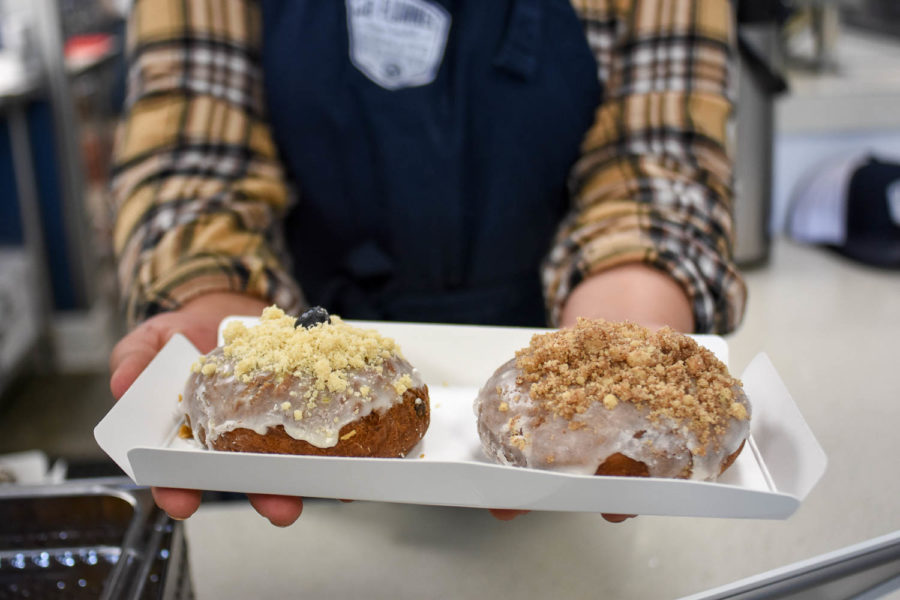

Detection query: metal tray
(0, 478), (192, 599)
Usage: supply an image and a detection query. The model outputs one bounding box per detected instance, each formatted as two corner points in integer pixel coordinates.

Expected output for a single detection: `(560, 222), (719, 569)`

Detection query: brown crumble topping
(514, 318), (746, 452)
(602, 394), (618, 410)
(177, 423), (192, 439)
(507, 414), (528, 450)
(730, 402), (748, 420)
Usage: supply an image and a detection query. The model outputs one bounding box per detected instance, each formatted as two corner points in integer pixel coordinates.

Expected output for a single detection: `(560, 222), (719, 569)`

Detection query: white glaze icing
(184, 348), (424, 449)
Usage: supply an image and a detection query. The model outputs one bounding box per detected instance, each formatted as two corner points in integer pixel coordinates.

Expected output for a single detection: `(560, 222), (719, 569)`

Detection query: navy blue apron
(260, 0), (601, 326)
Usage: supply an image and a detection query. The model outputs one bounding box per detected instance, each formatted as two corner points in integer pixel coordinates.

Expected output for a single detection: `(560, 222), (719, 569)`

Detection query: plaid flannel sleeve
(111, 0), (303, 327)
(546, 0), (747, 333)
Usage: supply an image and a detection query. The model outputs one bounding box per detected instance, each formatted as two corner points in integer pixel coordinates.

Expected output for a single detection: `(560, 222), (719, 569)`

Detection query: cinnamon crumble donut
(474, 319), (750, 480)
(182, 306), (429, 458)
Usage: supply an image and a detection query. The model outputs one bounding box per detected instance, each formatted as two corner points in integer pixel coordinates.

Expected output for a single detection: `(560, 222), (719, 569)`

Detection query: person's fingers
(247, 494), (304, 527)
(488, 509), (530, 521)
(109, 348), (157, 400)
(109, 323), (170, 399)
(152, 487), (202, 520)
(110, 322), (163, 372)
(602, 513), (636, 523)
(109, 333), (136, 374)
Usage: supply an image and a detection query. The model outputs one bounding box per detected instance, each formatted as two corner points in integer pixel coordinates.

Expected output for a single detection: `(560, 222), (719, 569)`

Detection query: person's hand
(489, 509), (633, 524)
(488, 509), (531, 521)
(109, 292), (305, 527)
(559, 263), (694, 332)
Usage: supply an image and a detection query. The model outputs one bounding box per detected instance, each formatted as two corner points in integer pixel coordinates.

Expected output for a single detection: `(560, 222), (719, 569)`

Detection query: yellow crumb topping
(190, 355), (206, 373)
(177, 423), (192, 439)
(204, 307), (400, 394)
(393, 374), (413, 395)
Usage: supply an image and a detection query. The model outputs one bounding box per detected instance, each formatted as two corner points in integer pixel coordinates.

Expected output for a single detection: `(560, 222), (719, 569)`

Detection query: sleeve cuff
(543, 212), (747, 334)
(123, 255), (304, 328)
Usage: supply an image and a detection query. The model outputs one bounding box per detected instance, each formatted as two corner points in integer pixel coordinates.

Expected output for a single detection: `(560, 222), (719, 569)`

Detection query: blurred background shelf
(0, 0), (124, 395)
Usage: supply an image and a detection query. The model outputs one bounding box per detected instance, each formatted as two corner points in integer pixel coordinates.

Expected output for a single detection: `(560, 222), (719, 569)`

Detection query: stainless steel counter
(183, 240), (900, 599)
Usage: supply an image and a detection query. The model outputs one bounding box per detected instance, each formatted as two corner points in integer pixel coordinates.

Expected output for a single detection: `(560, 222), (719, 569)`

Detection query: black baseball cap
(788, 153), (900, 269)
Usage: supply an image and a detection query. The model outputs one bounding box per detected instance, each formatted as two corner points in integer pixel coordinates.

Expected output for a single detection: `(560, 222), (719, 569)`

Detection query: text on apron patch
(346, 0), (451, 90)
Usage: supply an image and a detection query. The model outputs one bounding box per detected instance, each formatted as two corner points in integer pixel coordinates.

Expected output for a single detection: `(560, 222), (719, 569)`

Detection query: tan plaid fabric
(112, 0), (746, 332)
(111, 0), (304, 325)
(548, 0), (745, 333)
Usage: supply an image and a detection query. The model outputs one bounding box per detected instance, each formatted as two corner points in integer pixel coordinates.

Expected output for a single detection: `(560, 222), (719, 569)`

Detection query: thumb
(110, 347), (158, 400)
(109, 324), (171, 400)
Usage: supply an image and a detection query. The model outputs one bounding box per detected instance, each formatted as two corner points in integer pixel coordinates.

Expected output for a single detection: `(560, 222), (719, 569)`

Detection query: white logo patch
(887, 180), (900, 226)
(346, 0), (450, 90)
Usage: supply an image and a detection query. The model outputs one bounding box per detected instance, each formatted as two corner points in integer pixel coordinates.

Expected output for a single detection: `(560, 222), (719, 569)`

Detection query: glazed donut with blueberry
(181, 306), (429, 458)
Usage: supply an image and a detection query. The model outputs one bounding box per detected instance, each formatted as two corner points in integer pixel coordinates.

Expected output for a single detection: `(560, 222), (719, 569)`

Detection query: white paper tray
(95, 320), (827, 519)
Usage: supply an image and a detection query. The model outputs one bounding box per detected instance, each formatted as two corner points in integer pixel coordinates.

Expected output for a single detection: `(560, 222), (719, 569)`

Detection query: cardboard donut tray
(95, 320), (827, 519)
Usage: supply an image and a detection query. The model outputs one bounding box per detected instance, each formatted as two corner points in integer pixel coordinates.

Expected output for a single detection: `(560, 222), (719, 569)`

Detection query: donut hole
(595, 453), (651, 477)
